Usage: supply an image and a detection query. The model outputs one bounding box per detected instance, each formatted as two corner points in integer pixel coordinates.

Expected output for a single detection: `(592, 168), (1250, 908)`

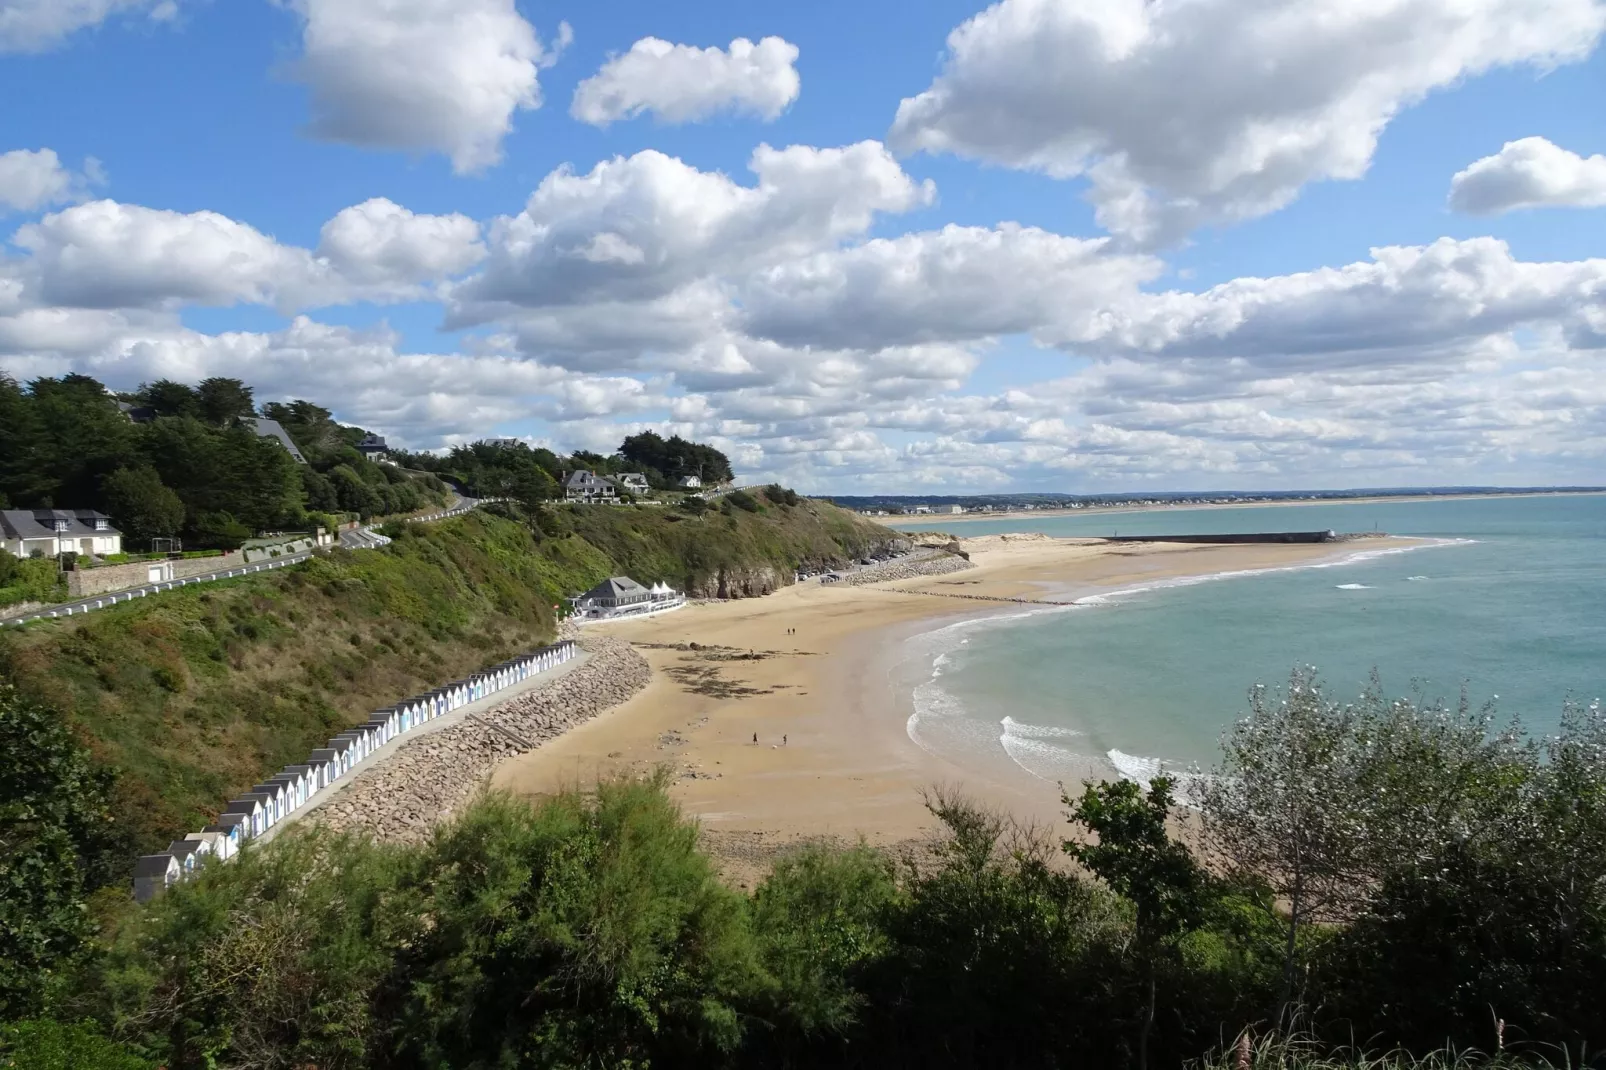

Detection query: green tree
(27, 375), (135, 508)
(99, 468), (186, 549)
(194, 377), (254, 426)
(0, 1019), (154, 1070)
(0, 373), (52, 506)
(0, 684), (118, 1018)
(1066, 777), (1210, 1070)
(135, 379), (200, 419)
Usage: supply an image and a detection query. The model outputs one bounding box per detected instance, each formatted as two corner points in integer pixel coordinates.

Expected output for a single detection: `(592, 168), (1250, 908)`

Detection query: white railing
(133, 638), (581, 901)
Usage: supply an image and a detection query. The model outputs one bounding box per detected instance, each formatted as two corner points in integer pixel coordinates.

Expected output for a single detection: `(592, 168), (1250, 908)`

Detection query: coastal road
(3, 496), (490, 628)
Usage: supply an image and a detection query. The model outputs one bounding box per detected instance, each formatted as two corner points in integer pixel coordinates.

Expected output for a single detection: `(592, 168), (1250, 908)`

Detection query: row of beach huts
(133, 639), (580, 902)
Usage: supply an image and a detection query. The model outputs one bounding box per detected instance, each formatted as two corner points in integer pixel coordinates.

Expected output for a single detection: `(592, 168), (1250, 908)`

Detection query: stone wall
(841, 551), (975, 585)
(66, 552), (245, 597)
(315, 637), (651, 843)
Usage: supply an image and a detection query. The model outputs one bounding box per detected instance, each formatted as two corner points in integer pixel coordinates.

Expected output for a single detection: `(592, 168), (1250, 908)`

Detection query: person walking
(752, 732), (758, 745)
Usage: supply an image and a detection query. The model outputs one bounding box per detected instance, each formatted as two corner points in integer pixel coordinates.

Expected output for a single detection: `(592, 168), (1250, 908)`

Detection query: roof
(564, 469), (609, 488)
(243, 417), (309, 464)
(134, 854), (179, 877)
(581, 575), (648, 601)
(0, 509), (120, 542)
(355, 433), (389, 452)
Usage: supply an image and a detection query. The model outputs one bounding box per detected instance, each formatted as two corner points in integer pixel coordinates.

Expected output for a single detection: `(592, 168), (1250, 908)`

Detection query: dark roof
(118, 402), (157, 423)
(581, 575), (648, 601)
(564, 469), (610, 489)
(0, 509), (120, 542)
(356, 433), (389, 453)
(134, 854), (178, 877)
(243, 417), (309, 464)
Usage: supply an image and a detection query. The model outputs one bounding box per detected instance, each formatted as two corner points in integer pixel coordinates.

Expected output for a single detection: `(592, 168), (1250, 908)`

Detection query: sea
(890, 495), (1606, 788)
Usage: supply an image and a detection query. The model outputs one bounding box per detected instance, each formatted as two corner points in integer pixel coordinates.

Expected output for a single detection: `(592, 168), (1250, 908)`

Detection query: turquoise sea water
(894, 496), (1606, 786)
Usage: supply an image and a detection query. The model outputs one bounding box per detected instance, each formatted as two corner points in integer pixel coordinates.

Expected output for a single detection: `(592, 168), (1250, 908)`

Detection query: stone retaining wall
(66, 551), (245, 597)
(315, 637), (651, 843)
(842, 552), (975, 585)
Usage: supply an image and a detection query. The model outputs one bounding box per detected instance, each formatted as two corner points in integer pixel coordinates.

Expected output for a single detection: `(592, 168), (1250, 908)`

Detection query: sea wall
(315, 637), (651, 844)
(842, 551), (975, 585)
(1102, 531), (1338, 545)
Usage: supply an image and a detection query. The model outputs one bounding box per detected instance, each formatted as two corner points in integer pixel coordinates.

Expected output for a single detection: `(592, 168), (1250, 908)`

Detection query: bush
(0, 556), (64, 608)
(726, 490), (761, 512)
(0, 1018), (154, 1070)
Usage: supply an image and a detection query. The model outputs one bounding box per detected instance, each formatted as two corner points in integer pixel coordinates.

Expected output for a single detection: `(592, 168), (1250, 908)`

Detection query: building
(569, 575), (685, 621)
(563, 469), (617, 503)
(117, 401), (157, 424)
(943, 505), (965, 514)
(134, 853), (183, 903)
(678, 475), (702, 489)
(613, 473), (650, 494)
(1, 509), (122, 559)
(243, 417), (309, 464)
(355, 433), (391, 462)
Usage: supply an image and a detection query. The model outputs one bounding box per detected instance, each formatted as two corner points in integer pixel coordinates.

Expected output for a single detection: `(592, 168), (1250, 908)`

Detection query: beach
(492, 534), (1408, 879)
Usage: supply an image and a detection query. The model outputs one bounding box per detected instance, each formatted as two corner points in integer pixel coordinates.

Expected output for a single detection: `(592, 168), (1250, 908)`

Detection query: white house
(613, 473), (651, 494)
(563, 469), (617, 503)
(569, 575), (685, 621)
(1, 509), (122, 559)
(134, 853), (183, 903)
(678, 475), (702, 489)
(356, 433), (391, 462)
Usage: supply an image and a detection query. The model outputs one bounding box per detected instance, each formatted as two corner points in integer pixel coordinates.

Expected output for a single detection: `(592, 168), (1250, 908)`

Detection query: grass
(1, 499), (897, 876)
(1193, 1033), (1571, 1069)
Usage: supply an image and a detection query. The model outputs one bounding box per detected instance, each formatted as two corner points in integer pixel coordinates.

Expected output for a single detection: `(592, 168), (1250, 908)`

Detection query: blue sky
(1, 0), (1604, 492)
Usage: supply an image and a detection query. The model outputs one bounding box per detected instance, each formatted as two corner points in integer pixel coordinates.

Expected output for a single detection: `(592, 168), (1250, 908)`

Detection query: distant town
(827, 486), (1606, 517)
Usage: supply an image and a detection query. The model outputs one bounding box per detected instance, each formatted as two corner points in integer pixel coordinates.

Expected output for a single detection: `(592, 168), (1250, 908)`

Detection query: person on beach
(753, 732), (758, 744)
(783, 734), (788, 746)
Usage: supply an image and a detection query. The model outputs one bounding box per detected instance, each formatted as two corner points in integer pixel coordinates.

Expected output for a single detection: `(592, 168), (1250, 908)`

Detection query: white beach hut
(134, 853), (182, 902)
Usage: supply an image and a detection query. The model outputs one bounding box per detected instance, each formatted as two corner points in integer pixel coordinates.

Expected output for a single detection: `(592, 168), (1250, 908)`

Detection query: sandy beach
(493, 534), (1412, 879)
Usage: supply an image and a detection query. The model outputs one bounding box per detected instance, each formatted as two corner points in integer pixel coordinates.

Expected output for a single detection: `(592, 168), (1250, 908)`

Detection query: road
(4, 496), (487, 627)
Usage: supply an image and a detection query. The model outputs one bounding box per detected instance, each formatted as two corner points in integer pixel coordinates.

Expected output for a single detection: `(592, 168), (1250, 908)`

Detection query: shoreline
(880, 489), (1604, 529)
(491, 534), (1438, 877)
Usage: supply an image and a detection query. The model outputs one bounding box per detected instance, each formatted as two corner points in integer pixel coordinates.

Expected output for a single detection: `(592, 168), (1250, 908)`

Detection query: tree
(0, 684), (118, 1018)
(1066, 777), (1210, 1070)
(194, 377), (254, 426)
(27, 375), (135, 508)
(136, 379), (200, 419)
(1200, 669), (1381, 1019)
(100, 468), (185, 549)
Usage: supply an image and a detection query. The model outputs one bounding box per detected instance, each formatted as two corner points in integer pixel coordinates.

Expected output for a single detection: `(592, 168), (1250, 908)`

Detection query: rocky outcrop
(686, 565), (788, 600)
(315, 637), (651, 844)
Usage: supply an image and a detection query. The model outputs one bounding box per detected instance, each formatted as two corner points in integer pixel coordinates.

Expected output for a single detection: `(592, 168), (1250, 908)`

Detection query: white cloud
(571, 36), (801, 126)
(889, 0), (1606, 246)
(317, 197), (484, 292)
(1450, 136), (1606, 214)
(455, 141), (933, 315)
(0, 148), (97, 213)
(9, 197), (482, 312)
(0, 0), (175, 53)
(289, 0), (558, 174)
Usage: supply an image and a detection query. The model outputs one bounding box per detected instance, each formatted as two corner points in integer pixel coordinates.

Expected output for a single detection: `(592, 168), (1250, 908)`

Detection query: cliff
(0, 496), (895, 870)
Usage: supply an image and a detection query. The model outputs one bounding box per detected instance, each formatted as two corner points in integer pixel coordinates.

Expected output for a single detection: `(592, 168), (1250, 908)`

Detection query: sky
(0, 0), (1604, 493)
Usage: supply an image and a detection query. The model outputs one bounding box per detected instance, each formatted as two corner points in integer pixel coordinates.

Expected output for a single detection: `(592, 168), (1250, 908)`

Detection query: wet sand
(491, 535), (1411, 880)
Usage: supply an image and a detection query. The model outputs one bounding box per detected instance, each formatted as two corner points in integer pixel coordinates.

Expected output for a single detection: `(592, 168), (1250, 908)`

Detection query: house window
(53, 520), (69, 532)
(94, 519), (108, 531)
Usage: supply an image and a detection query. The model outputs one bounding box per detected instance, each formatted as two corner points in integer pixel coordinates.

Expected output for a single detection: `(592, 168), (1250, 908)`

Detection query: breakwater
(1102, 530), (1342, 544)
(134, 639), (581, 901)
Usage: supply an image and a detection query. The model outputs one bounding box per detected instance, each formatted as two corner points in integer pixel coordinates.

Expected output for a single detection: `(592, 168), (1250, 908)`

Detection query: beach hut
(167, 838), (212, 874)
(222, 796), (267, 837)
(202, 821), (243, 859)
(252, 783), (289, 825)
(134, 853), (182, 902)
(307, 749), (339, 788)
(325, 737), (356, 776)
(185, 830), (230, 862)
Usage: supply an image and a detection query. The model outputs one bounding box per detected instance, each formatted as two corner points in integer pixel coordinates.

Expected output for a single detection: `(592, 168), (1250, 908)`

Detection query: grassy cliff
(0, 497), (894, 868)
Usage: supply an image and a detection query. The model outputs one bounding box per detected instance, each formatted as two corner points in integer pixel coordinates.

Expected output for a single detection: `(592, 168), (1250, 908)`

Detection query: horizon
(1, 0), (1603, 493)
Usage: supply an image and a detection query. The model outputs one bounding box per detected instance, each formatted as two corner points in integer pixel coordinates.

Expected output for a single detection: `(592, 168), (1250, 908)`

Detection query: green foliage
(726, 489), (760, 512)
(99, 469), (185, 550)
(618, 430), (734, 486)
(763, 484), (801, 507)
(0, 684), (118, 1018)
(0, 557), (64, 609)
(0, 1018), (154, 1070)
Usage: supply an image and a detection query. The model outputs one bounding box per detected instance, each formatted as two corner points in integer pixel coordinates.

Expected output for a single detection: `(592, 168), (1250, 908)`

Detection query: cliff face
(686, 565), (787, 600)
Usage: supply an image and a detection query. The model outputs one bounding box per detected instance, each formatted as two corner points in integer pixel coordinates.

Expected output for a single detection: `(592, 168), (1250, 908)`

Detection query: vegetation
(0, 374), (451, 556)
(2, 661), (1603, 1069)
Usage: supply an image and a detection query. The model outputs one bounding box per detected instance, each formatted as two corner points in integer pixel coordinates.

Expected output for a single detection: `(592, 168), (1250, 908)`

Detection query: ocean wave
(1334, 583), (1372, 590)
(1107, 750), (1212, 803)
(1407, 575), (1429, 581)
(1001, 715), (1082, 739)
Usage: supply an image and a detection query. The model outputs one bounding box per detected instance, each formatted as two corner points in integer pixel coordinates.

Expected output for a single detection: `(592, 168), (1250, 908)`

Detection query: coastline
(881, 489), (1605, 529)
(492, 534), (1429, 876)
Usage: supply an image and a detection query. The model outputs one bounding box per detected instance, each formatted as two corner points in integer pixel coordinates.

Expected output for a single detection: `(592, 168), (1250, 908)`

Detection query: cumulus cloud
(8, 197), (486, 313)
(1449, 136), (1606, 214)
(317, 198), (484, 293)
(0, 148), (99, 213)
(889, 0), (1606, 246)
(455, 141), (933, 316)
(289, 0), (560, 174)
(571, 36), (801, 126)
(0, 0), (175, 53)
